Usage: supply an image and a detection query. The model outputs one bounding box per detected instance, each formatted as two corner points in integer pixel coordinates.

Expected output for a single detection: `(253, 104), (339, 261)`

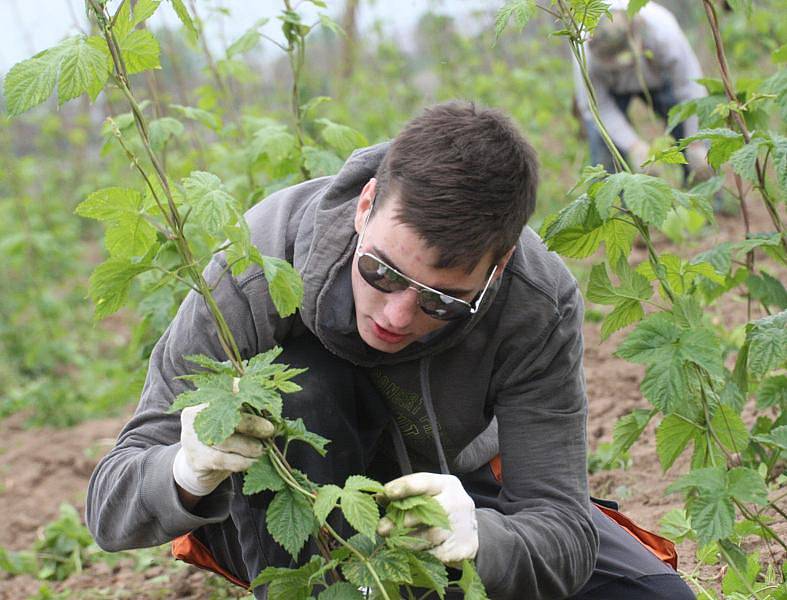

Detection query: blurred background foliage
(0, 0), (785, 426)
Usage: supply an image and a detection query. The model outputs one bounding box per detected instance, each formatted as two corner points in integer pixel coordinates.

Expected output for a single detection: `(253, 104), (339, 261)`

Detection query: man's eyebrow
(372, 246), (474, 296)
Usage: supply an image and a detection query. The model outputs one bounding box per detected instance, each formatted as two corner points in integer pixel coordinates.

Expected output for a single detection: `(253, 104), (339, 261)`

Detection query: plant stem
(701, 0), (786, 254)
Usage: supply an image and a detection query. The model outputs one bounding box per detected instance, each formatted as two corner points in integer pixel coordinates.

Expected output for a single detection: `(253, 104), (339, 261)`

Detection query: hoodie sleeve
(86, 257), (266, 551)
(474, 282), (598, 599)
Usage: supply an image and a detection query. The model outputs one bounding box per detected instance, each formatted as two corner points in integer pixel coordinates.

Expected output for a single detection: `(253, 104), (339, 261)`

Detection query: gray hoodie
(86, 143), (598, 599)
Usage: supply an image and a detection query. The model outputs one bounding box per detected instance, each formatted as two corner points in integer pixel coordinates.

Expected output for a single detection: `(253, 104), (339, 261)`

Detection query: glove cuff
(173, 447), (224, 497)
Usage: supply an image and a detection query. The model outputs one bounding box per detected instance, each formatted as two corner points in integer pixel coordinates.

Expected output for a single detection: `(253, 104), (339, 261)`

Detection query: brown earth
(0, 206), (784, 599)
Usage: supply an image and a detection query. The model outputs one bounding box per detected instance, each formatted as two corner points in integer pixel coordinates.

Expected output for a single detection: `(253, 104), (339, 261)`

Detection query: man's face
(351, 179), (502, 354)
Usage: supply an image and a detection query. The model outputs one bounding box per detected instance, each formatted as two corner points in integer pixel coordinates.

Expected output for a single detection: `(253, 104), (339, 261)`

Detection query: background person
(574, 0), (713, 181)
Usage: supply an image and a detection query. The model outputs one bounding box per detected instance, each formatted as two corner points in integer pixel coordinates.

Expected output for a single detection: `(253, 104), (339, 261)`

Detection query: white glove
(377, 472), (479, 565)
(627, 139), (651, 173)
(686, 142), (713, 182)
(173, 403), (274, 497)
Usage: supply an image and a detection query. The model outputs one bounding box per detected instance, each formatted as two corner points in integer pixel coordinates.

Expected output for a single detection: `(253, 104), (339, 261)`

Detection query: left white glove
(377, 472), (479, 565)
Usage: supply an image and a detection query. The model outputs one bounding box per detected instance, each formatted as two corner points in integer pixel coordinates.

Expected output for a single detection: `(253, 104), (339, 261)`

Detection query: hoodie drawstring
(420, 356), (450, 475)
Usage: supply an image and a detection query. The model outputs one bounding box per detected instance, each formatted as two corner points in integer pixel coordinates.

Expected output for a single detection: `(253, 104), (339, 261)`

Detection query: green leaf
(237, 379), (284, 420)
(3, 48), (60, 116)
(267, 487), (315, 559)
(725, 0), (753, 16)
(340, 489), (380, 541)
(586, 263), (618, 305)
(313, 484), (342, 525)
(167, 0), (198, 36)
(4, 35), (112, 116)
(656, 414), (697, 471)
(772, 133), (787, 191)
(344, 475), (384, 494)
(727, 467), (768, 505)
(459, 560), (489, 600)
(88, 258), (152, 319)
(119, 30), (161, 74)
(57, 36), (111, 103)
(260, 256), (304, 317)
(494, 0), (536, 41)
(545, 225), (604, 258)
(149, 116), (184, 151)
(601, 299), (644, 340)
(616, 313), (681, 364)
(170, 103), (222, 130)
(283, 418), (329, 456)
(224, 216), (259, 277)
(251, 557), (323, 599)
(243, 453), (286, 495)
(227, 20), (268, 58)
(408, 553), (448, 598)
(401, 496), (451, 530)
(690, 492), (735, 545)
(641, 356), (690, 412)
(756, 375), (787, 409)
(667, 99), (698, 134)
(746, 311), (787, 377)
(596, 173), (673, 226)
(542, 195), (594, 241)
(753, 425), (787, 454)
(729, 138), (766, 183)
(317, 582), (364, 600)
(194, 390), (243, 445)
(303, 146), (344, 177)
(341, 546), (412, 588)
(747, 272), (787, 310)
(315, 119), (368, 157)
(680, 328), (725, 380)
(601, 218), (637, 264)
(131, 0), (162, 26)
(184, 354), (234, 375)
(627, 0), (649, 16)
(76, 187), (158, 258)
(681, 129), (744, 168)
(182, 171), (238, 236)
(611, 409), (653, 467)
(318, 14), (346, 38)
(659, 509), (693, 543)
(710, 405), (749, 454)
(250, 125), (298, 166)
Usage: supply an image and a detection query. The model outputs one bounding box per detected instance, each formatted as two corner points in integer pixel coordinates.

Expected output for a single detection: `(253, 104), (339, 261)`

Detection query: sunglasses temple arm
(471, 265), (498, 314)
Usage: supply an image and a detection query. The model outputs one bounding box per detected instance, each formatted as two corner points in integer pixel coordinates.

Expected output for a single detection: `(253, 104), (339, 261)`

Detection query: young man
(574, 0), (712, 181)
(87, 102), (694, 599)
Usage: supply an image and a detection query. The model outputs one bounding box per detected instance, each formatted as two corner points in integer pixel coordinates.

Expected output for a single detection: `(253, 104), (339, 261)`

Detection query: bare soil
(0, 207), (784, 599)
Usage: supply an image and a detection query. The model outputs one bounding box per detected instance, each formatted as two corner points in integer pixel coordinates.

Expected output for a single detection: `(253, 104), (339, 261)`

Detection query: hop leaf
(76, 187), (158, 259)
(182, 171), (239, 237)
(266, 487), (315, 559)
(88, 258), (152, 319)
(244, 454), (286, 495)
(459, 560), (489, 600)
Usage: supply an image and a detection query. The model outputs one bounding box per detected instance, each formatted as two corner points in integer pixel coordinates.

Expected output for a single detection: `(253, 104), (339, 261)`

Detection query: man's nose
(383, 287), (419, 329)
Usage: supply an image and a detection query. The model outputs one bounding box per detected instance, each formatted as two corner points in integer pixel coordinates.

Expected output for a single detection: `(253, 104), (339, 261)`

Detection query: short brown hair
(375, 101), (538, 271)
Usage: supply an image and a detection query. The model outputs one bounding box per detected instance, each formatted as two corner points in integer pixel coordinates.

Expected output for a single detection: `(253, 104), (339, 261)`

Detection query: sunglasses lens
(357, 253), (471, 321)
(357, 254), (408, 292)
(418, 290), (469, 320)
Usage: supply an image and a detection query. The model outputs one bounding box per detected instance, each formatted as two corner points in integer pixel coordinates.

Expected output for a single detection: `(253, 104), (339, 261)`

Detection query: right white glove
(173, 403), (274, 497)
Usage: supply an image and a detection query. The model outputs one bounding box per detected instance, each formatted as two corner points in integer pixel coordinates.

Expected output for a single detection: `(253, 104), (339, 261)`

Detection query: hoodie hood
(293, 142), (501, 368)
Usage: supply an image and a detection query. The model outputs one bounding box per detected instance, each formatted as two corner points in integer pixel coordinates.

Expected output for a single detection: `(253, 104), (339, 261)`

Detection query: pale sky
(0, 0), (491, 74)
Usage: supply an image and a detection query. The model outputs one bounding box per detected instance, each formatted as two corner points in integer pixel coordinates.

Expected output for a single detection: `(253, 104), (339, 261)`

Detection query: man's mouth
(371, 321), (407, 344)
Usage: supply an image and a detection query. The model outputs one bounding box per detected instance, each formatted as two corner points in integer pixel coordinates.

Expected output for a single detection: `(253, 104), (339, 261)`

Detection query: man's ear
(355, 178), (377, 234)
(494, 246), (516, 279)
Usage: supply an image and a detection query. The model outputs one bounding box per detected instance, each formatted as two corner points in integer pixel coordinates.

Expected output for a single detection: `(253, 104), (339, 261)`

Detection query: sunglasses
(355, 198), (497, 321)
